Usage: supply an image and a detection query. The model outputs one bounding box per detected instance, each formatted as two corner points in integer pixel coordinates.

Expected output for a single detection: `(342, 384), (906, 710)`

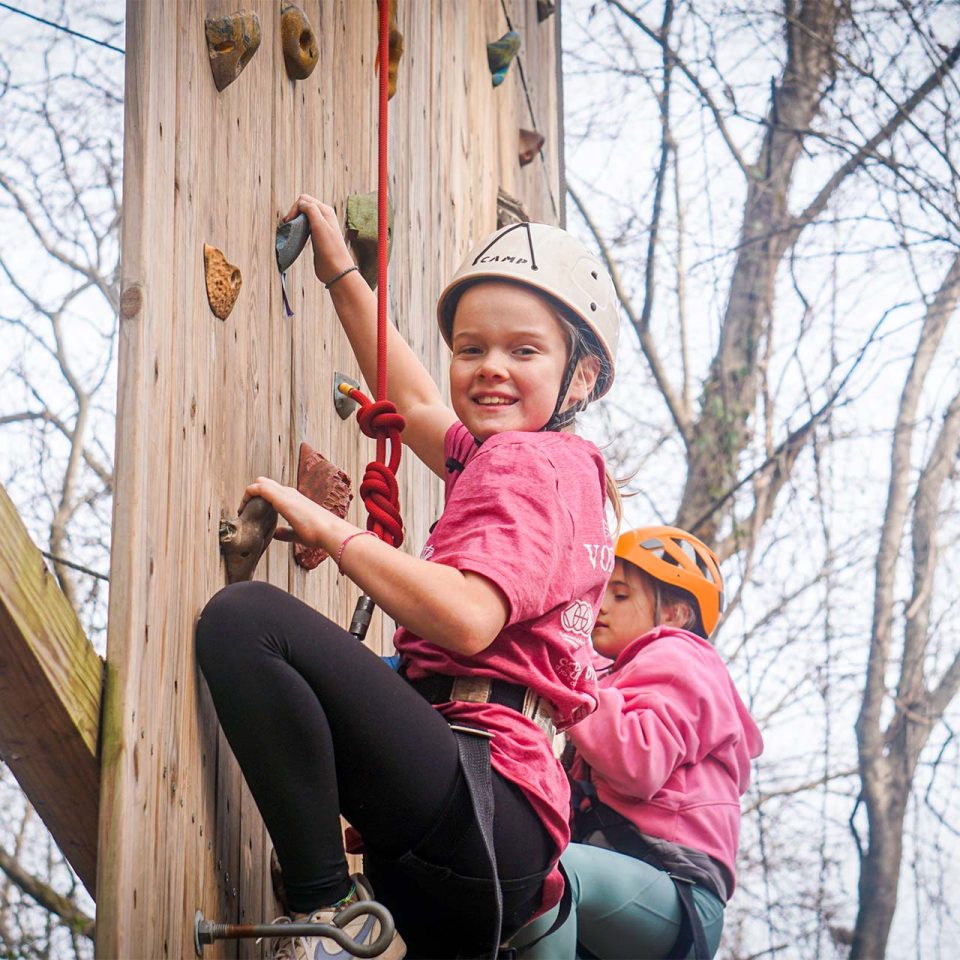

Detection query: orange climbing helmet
(436, 221), (620, 400)
(615, 526), (725, 636)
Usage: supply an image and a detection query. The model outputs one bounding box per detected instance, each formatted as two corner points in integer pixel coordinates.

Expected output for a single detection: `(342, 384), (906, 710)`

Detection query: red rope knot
(348, 391), (405, 547)
(360, 460), (404, 547)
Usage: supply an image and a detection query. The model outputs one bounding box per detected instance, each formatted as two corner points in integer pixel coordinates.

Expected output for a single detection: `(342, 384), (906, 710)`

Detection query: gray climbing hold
(276, 213), (311, 273)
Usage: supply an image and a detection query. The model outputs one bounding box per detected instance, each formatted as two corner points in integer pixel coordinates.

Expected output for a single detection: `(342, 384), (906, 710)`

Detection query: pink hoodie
(568, 626), (763, 892)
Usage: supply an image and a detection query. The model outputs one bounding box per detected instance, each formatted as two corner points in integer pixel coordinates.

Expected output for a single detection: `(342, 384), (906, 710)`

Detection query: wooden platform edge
(0, 481), (102, 895)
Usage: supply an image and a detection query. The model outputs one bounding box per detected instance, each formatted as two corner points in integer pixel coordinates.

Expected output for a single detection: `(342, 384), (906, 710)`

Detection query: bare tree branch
(0, 844), (93, 941)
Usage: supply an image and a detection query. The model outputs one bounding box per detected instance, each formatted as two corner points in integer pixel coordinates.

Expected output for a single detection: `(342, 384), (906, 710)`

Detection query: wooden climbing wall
(99, 1), (563, 956)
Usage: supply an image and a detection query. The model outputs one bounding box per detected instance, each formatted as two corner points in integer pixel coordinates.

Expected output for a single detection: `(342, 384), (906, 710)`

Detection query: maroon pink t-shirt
(394, 422), (612, 912)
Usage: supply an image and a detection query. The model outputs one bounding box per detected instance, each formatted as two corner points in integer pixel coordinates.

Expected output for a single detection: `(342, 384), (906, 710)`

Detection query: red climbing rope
(343, 0), (404, 548)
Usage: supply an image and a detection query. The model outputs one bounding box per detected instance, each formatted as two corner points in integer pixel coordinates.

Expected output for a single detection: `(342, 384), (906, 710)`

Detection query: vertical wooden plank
(97, 0), (177, 953)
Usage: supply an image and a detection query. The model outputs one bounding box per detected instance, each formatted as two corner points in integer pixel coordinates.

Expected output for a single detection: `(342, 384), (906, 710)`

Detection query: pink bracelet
(336, 530), (375, 571)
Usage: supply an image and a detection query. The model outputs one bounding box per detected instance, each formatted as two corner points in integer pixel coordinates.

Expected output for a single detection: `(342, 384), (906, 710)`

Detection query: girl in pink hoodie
(516, 526), (763, 960)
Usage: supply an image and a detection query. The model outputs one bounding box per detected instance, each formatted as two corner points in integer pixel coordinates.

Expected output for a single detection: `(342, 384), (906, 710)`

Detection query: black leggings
(196, 581), (553, 957)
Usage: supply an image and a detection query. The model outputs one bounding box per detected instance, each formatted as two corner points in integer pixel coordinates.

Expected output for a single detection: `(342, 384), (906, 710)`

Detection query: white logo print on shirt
(584, 543), (615, 573)
(561, 600), (593, 636)
(556, 657), (585, 687)
(421, 544), (435, 560)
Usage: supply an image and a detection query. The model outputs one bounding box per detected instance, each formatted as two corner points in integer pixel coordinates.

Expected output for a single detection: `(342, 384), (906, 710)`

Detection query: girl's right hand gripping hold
(284, 195), (356, 286)
(285, 193), (457, 476)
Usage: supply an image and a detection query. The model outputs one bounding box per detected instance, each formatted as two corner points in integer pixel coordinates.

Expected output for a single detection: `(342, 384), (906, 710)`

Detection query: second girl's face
(449, 281), (584, 440)
(592, 559), (658, 660)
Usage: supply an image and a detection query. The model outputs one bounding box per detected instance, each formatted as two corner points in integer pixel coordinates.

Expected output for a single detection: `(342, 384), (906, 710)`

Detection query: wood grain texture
(0, 482), (101, 895)
(101, 2), (561, 955)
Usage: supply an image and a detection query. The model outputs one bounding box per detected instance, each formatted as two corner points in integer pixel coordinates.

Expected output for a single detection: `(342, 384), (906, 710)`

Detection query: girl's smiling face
(448, 281), (596, 440)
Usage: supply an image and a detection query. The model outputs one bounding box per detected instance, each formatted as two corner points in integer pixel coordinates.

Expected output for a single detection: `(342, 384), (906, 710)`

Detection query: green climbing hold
(345, 192), (394, 290)
(487, 31), (520, 88)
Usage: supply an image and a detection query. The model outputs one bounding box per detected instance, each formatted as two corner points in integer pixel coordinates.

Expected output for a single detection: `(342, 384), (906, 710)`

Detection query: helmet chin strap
(542, 348), (585, 432)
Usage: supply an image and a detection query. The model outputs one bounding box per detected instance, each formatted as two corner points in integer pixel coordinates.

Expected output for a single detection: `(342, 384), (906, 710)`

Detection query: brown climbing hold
(519, 128), (545, 167)
(345, 192), (394, 290)
(205, 10), (262, 92)
(377, 0), (403, 99)
(219, 496), (277, 584)
(203, 245), (243, 320)
(294, 442), (353, 570)
(280, 3), (319, 80)
(537, 0), (556, 22)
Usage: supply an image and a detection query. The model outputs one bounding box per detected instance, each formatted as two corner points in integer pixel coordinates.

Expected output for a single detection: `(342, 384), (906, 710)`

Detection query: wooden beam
(0, 482), (102, 895)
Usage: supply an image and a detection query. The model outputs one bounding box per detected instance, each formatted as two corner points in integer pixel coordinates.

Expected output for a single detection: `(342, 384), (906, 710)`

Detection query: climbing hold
(497, 187), (530, 229)
(537, 0), (556, 22)
(203, 244), (242, 320)
(487, 31), (520, 87)
(519, 128), (544, 167)
(345, 192), (393, 290)
(219, 496), (277, 584)
(276, 214), (311, 273)
(204, 11), (262, 92)
(294, 442), (353, 570)
(376, 0), (403, 99)
(280, 2), (319, 80)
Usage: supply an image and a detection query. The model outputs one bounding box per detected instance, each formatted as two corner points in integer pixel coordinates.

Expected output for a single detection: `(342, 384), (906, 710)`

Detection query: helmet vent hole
(591, 270), (598, 279)
(590, 302), (597, 311)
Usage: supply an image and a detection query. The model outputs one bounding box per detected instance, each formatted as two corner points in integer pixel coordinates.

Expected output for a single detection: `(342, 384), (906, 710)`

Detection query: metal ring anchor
(194, 899), (396, 958)
(334, 372), (361, 420)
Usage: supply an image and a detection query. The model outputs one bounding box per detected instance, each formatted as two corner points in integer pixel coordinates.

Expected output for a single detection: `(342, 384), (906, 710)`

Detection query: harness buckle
(451, 675), (495, 704)
(522, 687), (557, 740)
(449, 723), (495, 740)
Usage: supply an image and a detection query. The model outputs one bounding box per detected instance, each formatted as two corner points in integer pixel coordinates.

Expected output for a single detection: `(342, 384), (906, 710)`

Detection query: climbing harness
(570, 777), (715, 960)
(193, 900), (396, 958)
(403, 670), (562, 958)
(408, 674), (557, 741)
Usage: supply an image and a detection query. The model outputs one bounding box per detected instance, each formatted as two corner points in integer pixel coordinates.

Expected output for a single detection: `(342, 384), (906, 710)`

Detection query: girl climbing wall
(514, 527), (763, 960)
(195, 205), (621, 960)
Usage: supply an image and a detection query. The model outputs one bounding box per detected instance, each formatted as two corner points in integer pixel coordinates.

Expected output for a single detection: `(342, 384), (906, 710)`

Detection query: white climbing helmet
(436, 222), (620, 398)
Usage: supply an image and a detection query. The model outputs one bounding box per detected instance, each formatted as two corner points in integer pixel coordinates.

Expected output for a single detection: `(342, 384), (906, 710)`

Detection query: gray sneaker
(271, 874), (405, 960)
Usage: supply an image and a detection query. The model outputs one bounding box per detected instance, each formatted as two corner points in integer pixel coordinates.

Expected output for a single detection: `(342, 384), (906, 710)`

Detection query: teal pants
(513, 843), (725, 960)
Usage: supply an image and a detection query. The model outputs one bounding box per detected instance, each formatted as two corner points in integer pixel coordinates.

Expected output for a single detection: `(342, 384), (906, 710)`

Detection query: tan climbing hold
(219, 496), (277, 584)
(379, 0), (403, 99)
(519, 128), (545, 167)
(203, 244), (242, 321)
(294, 442), (353, 570)
(205, 10), (262, 92)
(280, 3), (319, 80)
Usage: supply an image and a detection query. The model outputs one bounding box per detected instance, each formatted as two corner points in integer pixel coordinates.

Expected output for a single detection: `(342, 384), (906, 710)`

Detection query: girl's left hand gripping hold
(240, 477), (333, 550)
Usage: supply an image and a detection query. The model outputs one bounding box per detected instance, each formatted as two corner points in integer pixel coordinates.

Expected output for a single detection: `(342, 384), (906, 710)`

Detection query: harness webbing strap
(669, 878), (710, 960)
(452, 729), (503, 959)
(571, 778), (714, 960)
